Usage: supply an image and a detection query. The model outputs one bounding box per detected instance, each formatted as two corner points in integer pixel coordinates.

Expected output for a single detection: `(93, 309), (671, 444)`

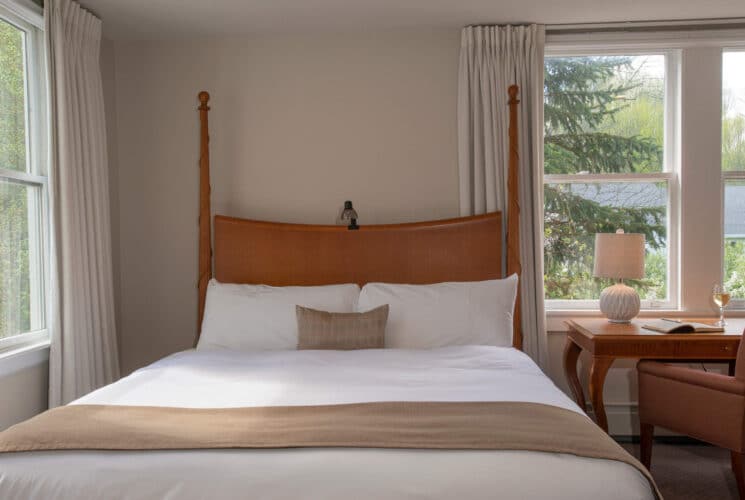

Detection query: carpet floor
(621, 442), (739, 500)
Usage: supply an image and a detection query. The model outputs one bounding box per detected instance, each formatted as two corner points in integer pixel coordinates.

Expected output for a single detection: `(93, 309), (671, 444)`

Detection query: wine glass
(712, 283), (731, 327)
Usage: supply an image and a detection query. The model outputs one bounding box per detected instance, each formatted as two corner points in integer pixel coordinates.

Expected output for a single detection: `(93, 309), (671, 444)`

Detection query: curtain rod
(545, 17), (745, 34)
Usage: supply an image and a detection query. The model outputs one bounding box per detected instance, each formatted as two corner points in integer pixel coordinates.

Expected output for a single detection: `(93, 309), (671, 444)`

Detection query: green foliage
(544, 183), (666, 300)
(643, 250), (667, 301)
(0, 20), (30, 338)
(545, 133), (661, 175)
(722, 110), (745, 172)
(725, 240), (745, 298)
(544, 56), (667, 300)
(0, 19), (25, 172)
(544, 57), (633, 137)
(721, 86), (745, 299)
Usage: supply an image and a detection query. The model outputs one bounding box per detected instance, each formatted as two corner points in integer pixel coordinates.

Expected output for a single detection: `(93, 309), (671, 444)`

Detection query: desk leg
(589, 356), (614, 433)
(563, 338), (586, 411)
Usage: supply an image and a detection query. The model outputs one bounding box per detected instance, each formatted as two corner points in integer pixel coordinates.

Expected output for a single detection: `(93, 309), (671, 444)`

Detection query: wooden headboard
(195, 87), (523, 349)
(214, 214), (502, 286)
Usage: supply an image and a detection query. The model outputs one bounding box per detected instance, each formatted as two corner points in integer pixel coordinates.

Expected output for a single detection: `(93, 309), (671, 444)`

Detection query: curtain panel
(46, 0), (119, 406)
(457, 24), (548, 367)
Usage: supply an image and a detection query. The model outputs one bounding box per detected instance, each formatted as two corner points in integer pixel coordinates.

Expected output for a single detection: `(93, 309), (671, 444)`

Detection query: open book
(642, 319), (724, 334)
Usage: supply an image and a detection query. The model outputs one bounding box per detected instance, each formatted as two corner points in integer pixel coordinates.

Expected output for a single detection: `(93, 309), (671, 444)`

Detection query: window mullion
(0, 169), (46, 186)
(544, 172), (673, 184)
(679, 47), (723, 311)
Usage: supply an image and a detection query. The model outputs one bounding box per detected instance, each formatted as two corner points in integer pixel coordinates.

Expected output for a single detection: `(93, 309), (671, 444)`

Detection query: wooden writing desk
(564, 317), (745, 432)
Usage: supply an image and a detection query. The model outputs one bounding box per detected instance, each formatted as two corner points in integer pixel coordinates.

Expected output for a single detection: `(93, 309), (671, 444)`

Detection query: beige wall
(0, 347), (48, 430)
(110, 30), (461, 373)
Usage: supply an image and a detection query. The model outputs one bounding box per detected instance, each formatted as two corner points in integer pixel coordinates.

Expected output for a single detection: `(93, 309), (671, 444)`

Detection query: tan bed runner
(0, 402), (661, 498)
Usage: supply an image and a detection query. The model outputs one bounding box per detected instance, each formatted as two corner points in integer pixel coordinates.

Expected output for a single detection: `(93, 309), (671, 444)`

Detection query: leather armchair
(637, 334), (745, 498)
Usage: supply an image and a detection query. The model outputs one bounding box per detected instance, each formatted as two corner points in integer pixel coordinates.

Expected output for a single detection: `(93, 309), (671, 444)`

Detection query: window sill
(0, 330), (49, 351)
(545, 308), (745, 334)
(0, 339), (50, 377)
(546, 308), (745, 317)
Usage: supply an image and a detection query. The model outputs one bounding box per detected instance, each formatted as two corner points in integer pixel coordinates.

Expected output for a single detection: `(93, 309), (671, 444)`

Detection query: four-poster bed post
(197, 85), (523, 349)
(507, 85), (522, 351)
(197, 91), (212, 331)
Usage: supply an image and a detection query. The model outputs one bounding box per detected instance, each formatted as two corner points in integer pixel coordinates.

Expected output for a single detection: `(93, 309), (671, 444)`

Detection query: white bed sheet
(0, 346), (655, 500)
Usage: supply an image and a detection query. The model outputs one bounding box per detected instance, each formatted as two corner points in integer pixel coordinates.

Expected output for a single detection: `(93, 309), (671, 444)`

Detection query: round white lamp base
(599, 283), (640, 323)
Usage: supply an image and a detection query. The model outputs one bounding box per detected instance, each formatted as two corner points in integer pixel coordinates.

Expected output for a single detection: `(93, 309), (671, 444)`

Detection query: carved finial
(198, 91), (210, 110)
(508, 85), (520, 104)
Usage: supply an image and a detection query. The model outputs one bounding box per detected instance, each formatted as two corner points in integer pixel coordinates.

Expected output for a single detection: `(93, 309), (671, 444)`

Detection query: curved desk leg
(563, 338), (586, 412)
(588, 356), (614, 433)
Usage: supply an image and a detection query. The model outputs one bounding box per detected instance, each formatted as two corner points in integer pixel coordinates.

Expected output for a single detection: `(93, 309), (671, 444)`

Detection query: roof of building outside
(563, 183), (745, 238)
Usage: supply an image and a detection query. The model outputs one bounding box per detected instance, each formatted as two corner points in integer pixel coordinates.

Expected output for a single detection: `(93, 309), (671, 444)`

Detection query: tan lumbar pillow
(296, 304), (389, 350)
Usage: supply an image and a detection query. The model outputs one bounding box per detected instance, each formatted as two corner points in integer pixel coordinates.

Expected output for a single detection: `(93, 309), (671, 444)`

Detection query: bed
(0, 87), (659, 500)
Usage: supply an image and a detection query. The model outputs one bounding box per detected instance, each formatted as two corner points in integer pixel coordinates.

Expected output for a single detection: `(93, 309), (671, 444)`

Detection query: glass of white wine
(712, 283), (731, 327)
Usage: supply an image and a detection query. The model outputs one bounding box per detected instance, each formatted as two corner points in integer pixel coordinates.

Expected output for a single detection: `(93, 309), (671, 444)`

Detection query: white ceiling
(79, 0), (745, 41)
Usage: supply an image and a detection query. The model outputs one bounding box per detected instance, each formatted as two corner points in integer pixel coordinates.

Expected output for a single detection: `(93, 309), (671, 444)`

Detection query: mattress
(0, 346), (655, 499)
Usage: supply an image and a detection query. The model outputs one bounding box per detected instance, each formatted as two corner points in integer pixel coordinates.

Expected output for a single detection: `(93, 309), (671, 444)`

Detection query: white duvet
(0, 346), (654, 500)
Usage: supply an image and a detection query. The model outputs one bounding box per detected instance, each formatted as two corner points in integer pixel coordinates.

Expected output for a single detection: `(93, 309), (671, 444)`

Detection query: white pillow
(197, 280), (360, 351)
(357, 275), (518, 349)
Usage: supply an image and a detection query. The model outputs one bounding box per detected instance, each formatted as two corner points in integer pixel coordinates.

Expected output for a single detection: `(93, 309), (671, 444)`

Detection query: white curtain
(46, 0), (119, 406)
(457, 25), (548, 368)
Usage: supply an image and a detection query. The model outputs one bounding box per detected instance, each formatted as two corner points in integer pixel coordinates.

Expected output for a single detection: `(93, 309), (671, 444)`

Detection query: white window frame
(543, 48), (680, 311)
(544, 27), (745, 317)
(722, 47), (745, 310)
(0, 1), (49, 352)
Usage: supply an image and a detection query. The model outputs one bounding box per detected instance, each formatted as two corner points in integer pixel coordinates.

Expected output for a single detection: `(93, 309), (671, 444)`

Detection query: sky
(628, 52), (745, 117)
(723, 51), (745, 117)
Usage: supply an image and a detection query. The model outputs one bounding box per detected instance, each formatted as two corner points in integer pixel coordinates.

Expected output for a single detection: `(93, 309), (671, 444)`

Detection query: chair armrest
(637, 360), (745, 395)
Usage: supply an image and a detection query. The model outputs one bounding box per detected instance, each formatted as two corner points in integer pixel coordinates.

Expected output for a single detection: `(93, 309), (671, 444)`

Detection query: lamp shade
(593, 231), (645, 280)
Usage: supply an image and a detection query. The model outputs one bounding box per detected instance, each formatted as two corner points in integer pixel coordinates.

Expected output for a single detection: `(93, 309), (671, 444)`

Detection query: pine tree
(543, 56), (666, 299)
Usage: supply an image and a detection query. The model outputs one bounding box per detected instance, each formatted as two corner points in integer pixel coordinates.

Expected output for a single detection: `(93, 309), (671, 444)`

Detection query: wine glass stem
(720, 306), (725, 326)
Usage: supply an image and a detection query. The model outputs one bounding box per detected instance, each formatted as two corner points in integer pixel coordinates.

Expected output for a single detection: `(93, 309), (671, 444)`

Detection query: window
(0, 5), (47, 349)
(722, 50), (745, 306)
(543, 53), (676, 309)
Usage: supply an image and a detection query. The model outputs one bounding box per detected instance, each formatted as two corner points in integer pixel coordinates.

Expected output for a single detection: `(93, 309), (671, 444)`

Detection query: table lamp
(593, 230), (645, 323)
